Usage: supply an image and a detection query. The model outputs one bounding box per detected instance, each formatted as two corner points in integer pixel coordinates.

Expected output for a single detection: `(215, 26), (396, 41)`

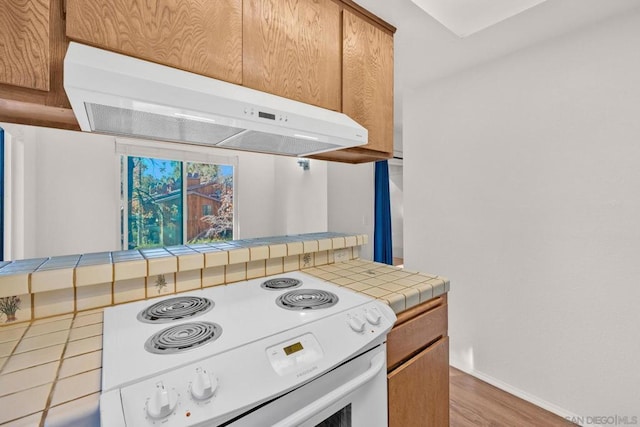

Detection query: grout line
(0, 326), (28, 376)
(39, 312), (78, 427)
(48, 389), (100, 412)
(172, 272), (177, 295)
(110, 263), (115, 307)
(72, 268), (77, 315)
(30, 292), (35, 323)
(0, 364), (58, 399)
(2, 409), (44, 427)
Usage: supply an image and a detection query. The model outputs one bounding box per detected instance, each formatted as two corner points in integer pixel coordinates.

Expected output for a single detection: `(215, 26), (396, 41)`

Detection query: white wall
(2, 124), (118, 259)
(389, 163), (403, 259)
(238, 154), (328, 238)
(327, 162), (374, 260)
(234, 151), (278, 239)
(404, 10), (640, 419)
(393, 128), (403, 158)
(273, 156), (328, 235)
(1, 124), (331, 258)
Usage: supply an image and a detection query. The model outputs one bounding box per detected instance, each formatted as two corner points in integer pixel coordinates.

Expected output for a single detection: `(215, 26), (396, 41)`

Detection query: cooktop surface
(101, 271), (374, 391)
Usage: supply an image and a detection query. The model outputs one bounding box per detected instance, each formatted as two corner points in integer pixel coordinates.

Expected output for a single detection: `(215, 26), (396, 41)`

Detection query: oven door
(226, 344), (388, 427)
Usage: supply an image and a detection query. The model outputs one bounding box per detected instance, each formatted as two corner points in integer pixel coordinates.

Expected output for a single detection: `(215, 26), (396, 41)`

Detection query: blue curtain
(374, 160), (392, 264)
(0, 127), (3, 261)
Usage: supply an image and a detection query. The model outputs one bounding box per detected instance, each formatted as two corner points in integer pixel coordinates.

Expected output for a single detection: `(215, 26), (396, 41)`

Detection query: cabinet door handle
(272, 351), (386, 427)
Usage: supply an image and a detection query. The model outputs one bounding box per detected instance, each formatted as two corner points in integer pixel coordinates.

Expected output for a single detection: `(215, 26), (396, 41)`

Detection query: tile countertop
(0, 260), (449, 426)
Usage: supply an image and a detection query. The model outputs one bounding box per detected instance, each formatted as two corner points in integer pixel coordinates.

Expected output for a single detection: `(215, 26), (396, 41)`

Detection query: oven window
(315, 404), (351, 427)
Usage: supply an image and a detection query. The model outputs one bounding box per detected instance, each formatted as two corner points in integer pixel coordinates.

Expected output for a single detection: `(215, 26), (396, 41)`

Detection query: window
(122, 155), (234, 249)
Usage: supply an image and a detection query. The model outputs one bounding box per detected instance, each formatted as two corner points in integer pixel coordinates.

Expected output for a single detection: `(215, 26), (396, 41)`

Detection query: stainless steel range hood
(63, 42), (367, 157)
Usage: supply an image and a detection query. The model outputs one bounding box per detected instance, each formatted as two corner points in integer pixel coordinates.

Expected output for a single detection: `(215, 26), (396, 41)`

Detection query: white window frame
(115, 138), (239, 249)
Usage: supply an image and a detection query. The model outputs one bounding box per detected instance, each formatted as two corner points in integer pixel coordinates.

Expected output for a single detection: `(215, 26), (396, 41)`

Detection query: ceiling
(408, 0), (549, 38)
(353, 0), (640, 146)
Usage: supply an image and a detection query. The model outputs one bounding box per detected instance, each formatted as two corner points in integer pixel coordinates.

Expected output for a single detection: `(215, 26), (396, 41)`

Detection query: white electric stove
(100, 271), (396, 426)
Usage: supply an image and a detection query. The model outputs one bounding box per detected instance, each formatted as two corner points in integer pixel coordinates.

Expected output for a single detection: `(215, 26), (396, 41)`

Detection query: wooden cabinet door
(66, 0), (243, 84)
(388, 337), (450, 427)
(243, 0), (341, 111)
(0, 0), (50, 91)
(0, 0), (77, 129)
(342, 9), (393, 155)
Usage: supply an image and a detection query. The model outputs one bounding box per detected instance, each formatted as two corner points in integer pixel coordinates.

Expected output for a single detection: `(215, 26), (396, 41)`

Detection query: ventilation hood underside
(63, 42), (367, 157)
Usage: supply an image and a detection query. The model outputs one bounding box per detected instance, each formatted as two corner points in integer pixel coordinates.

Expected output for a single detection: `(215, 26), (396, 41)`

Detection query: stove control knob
(146, 382), (178, 419)
(191, 369), (218, 401)
(348, 315), (365, 333)
(365, 308), (382, 325)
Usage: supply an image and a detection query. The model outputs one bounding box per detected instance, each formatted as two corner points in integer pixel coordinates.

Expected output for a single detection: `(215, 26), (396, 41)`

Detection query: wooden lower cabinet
(387, 295), (449, 426)
(388, 337), (450, 426)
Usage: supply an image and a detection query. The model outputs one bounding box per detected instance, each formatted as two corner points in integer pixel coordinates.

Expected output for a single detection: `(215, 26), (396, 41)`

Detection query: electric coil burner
(144, 321), (222, 354)
(261, 277), (303, 290)
(137, 296), (214, 323)
(276, 289), (339, 311)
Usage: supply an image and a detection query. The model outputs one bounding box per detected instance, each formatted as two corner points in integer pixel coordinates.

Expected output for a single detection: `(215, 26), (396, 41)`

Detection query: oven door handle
(272, 351), (386, 427)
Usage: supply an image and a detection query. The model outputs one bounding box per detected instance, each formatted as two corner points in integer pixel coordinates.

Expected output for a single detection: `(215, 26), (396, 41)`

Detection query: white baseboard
(449, 362), (595, 426)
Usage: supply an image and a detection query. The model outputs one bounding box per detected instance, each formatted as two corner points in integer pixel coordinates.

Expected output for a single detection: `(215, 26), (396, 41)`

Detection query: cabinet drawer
(387, 300), (447, 370)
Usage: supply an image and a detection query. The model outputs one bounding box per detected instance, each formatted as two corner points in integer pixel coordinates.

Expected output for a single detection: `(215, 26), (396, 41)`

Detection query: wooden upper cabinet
(0, 0), (394, 161)
(0, 0), (50, 91)
(65, 0), (243, 84)
(243, 0), (341, 111)
(0, 0), (77, 129)
(342, 9), (394, 155)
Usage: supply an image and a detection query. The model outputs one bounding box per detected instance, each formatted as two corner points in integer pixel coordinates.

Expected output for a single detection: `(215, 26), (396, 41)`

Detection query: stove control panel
(266, 333), (323, 376)
(126, 366), (220, 425)
(347, 306), (385, 333)
(348, 314), (366, 332)
(146, 382), (178, 419)
(365, 307), (382, 325)
(190, 368), (218, 400)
